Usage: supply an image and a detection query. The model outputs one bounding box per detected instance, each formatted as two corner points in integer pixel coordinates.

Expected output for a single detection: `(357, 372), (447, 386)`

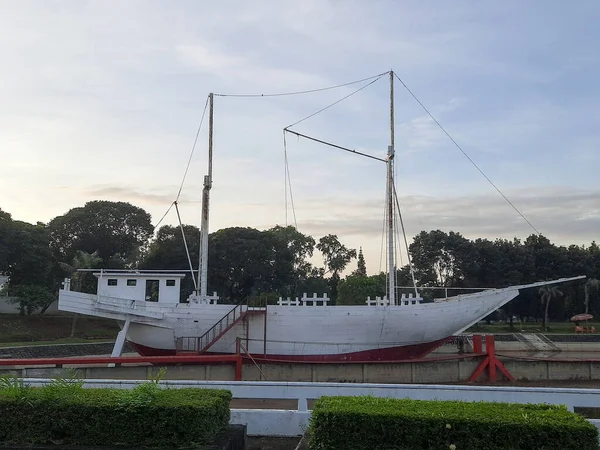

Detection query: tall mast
(198, 93), (213, 296)
(387, 71), (396, 306)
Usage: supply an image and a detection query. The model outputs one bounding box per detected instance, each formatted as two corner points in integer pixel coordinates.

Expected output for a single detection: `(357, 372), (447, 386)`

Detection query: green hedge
(0, 381), (232, 448)
(309, 396), (599, 450)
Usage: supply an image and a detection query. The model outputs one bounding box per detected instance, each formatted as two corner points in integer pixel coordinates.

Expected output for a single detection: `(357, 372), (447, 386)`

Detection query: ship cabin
(94, 272), (186, 304)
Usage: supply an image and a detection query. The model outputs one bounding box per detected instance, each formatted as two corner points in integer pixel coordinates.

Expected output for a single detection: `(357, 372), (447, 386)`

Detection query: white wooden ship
(58, 71), (584, 361)
(59, 271), (582, 360)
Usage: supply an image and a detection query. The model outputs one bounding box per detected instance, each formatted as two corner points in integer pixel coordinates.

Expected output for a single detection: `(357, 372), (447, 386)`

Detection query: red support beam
(0, 354), (241, 367)
(468, 335), (515, 383)
(472, 335), (483, 353)
(235, 355), (243, 381)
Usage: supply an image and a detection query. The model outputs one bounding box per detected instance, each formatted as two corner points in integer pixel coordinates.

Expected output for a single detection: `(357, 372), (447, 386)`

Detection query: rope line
(285, 74), (385, 129)
(174, 201), (198, 291)
(392, 182), (419, 296)
(154, 95), (210, 231)
(214, 71), (388, 98)
(393, 72), (540, 235)
(283, 132), (298, 228)
(177, 95), (210, 201)
(154, 202), (175, 229)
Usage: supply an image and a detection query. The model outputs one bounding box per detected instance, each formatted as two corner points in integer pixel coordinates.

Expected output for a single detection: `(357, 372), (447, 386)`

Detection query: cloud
(82, 186), (178, 206)
(2, 1), (600, 276)
(253, 187), (600, 245)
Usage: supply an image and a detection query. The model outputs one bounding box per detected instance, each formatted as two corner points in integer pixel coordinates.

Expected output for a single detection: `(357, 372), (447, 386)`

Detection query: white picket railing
(21, 379), (600, 438)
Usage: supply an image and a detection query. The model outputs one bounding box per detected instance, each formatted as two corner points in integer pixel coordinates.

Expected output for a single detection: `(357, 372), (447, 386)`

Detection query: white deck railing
(21, 379), (600, 438)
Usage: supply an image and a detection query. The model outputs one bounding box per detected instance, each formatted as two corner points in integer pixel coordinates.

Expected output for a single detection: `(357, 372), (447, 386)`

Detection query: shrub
(309, 396), (599, 450)
(0, 377), (232, 448)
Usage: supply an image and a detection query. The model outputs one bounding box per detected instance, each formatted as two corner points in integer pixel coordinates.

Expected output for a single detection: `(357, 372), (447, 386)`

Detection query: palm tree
(584, 278), (600, 314)
(539, 286), (563, 331)
(60, 250), (102, 337)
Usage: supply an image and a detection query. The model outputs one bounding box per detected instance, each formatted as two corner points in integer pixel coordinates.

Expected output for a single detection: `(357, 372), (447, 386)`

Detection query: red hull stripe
(129, 338), (451, 363)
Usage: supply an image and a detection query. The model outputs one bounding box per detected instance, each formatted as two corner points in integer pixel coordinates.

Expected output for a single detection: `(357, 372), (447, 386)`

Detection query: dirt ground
(247, 437), (301, 450)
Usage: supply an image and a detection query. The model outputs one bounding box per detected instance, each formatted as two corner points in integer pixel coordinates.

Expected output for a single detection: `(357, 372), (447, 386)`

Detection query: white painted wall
(96, 274), (184, 304)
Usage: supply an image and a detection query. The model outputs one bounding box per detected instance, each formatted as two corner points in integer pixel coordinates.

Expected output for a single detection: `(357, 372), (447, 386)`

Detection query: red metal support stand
(234, 355), (243, 381)
(234, 337), (243, 381)
(468, 335), (515, 383)
(472, 335), (483, 353)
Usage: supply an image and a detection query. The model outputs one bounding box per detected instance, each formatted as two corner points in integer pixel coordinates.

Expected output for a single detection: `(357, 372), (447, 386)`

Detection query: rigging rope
(281, 74), (386, 233)
(154, 202), (175, 230)
(393, 72), (541, 235)
(285, 74), (385, 129)
(214, 72), (388, 98)
(153, 95), (210, 230)
(379, 196), (387, 274)
(177, 95), (210, 201)
(283, 132), (298, 228)
(174, 201), (198, 291)
(392, 182), (419, 296)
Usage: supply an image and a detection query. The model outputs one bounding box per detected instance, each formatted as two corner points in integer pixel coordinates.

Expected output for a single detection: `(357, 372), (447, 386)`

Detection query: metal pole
(198, 93), (213, 296)
(390, 70), (395, 152)
(387, 71), (396, 306)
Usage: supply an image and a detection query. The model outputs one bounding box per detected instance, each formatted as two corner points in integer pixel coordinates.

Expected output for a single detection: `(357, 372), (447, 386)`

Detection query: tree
(539, 286), (563, 331)
(48, 201), (154, 267)
(316, 234), (357, 303)
(584, 278), (600, 315)
(316, 235), (357, 276)
(6, 220), (55, 288)
(60, 250), (103, 292)
(0, 208), (12, 274)
(141, 224), (201, 300)
(266, 225), (316, 297)
(524, 234), (563, 281)
(353, 247), (367, 276)
(142, 224), (200, 271)
(8, 284), (55, 316)
(337, 274), (384, 305)
(409, 230), (476, 287)
(207, 227), (279, 302)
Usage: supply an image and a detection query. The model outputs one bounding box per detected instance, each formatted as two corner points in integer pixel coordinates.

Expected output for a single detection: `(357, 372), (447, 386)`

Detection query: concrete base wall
(4, 357), (600, 383)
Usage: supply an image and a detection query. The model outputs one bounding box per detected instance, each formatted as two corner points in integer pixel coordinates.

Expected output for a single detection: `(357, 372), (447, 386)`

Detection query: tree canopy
(1, 201), (599, 322)
(47, 200), (154, 267)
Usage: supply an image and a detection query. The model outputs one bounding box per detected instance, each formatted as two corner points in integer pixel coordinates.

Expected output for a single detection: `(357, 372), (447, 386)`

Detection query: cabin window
(166, 279), (176, 287)
(127, 279), (137, 286)
(107, 279), (118, 286)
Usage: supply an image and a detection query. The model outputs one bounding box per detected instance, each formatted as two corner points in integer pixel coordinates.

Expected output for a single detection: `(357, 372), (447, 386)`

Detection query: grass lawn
(0, 337), (114, 348)
(467, 321), (600, 334)
(0, 313), (120, 344)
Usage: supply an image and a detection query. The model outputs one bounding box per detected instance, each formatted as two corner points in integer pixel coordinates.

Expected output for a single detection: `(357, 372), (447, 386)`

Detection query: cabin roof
(92, 272), (187, 279)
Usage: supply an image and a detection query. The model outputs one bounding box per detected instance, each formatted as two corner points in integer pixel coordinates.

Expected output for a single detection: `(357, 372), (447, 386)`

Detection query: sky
(1, 0), (599, 275)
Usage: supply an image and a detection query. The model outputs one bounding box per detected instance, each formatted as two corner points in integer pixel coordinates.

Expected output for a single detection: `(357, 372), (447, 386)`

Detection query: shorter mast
(387, 71), (396, 306)
(198, 93), (214, 296)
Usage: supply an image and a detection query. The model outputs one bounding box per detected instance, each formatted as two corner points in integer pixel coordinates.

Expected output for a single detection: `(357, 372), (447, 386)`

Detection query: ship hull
(59, 276), (584, 362)
(128, 338), (450, 361)
(59, 286), (523, 362)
